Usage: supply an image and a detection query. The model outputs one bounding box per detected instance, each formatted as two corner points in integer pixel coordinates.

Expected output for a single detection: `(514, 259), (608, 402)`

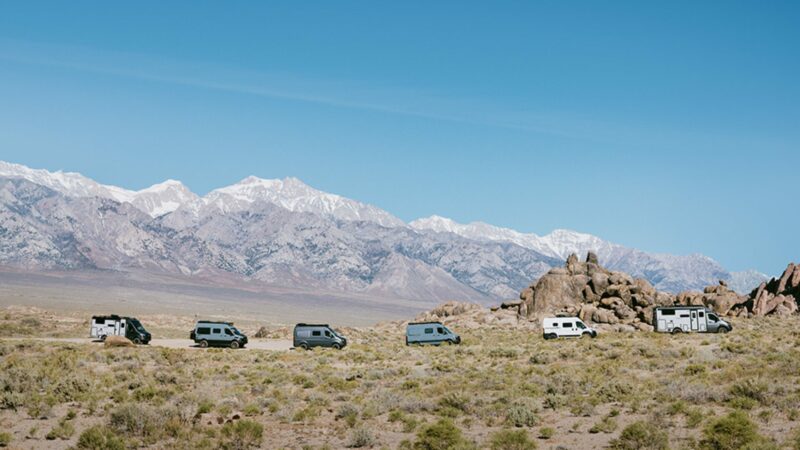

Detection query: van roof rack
(196, 320), (234, 325)
(92, 314), (122, 320)
(408, 321), (443, 326)
(295, 323), (330, 327)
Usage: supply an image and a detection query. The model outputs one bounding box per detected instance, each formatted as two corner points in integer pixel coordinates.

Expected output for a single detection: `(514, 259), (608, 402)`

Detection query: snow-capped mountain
(0, 160), (766, 301)
(197, 176), (404, 227)
(0, 161), (197, 217)
(410, 215), (762, 294)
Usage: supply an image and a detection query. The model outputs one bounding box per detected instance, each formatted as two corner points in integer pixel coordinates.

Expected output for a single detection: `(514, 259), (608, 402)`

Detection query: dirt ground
(2, 305), (800, 449)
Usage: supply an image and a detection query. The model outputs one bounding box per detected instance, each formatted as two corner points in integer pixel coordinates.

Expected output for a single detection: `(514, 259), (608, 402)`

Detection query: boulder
(590, 272), (610, 295)
(104, 336), (135, 348)
(582, 284), (600, 303)
(605, 285), (632, 305)
(586, 251), (600, 265)
(609, 271), (634, 286)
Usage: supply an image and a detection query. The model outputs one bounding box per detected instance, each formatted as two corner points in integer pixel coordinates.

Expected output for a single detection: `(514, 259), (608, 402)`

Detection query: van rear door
(698, 310), (707, 332)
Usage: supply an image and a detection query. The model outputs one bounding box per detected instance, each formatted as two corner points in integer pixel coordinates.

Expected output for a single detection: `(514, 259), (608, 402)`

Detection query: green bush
(414, 418), (471, 450)
(76, 426), (125, 450)
(610, 421), (669, 450)
(220, 419), (263, 450)
(45, 420), (75, 440)
(488, 429), (537, 450)
(506, 399), (539, 427)
(538, 427), (554, 439)
(0, 432), (10, 447)
(348, 428), (376, 448)
(699, 411), (771, 450)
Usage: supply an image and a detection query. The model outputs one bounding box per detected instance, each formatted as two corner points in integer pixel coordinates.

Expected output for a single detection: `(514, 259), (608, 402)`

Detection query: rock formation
(740, 263), (800, 317)
(519, 252), (670, 329)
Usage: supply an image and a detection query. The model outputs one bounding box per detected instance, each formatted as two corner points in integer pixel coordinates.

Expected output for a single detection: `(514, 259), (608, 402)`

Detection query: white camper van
(542, 317), (597, 339)
(653, 306), (732, 334)
(90, 315), (151, 344)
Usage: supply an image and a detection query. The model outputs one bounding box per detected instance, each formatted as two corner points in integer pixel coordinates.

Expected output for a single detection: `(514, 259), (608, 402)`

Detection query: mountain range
(0, 161), (766, 304)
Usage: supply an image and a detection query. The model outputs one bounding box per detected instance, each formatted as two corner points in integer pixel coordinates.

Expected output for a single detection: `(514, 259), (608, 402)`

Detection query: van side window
(325, 330), (332, 337)
(679, 314), (689, 318)
(437, 327), (444, 334)
(699, 312), (704, 318)
(312, 331), (321, 337)
(708, 314), (718, 322)
(121, 323), (125, 328)
(661, 310), (675, 316)
(424, 328), (433, 334)
(197, 327), (211, 335)
(213, 328), (221, 334)
(225, 329), (233, 336)
(562, 322), (572, 328)
(94, 318), (104, 324)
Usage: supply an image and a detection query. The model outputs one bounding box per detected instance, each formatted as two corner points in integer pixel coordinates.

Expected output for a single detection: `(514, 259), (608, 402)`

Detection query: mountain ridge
(0, 161), (768, 300)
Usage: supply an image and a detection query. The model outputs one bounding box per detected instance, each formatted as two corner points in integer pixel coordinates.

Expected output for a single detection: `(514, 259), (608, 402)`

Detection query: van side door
(562, 321), (577, 337)
(698, 310), (707, 332)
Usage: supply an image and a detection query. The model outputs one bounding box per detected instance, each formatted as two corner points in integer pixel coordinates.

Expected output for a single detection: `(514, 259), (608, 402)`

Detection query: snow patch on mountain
(200, 176), (405, 227)
(0, 161), (196, 217)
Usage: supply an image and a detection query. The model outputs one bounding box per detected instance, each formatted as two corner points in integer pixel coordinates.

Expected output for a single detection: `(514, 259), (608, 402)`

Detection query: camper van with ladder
(90, 315), (151, 344)
(653, 306), (732, 334)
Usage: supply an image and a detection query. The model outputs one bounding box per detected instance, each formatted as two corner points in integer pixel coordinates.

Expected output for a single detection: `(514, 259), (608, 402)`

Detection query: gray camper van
(190, 321), (248, 348)
(293, 324), (347, 350)
(653, 306), (732, 334)
(406, 322), (460, 346)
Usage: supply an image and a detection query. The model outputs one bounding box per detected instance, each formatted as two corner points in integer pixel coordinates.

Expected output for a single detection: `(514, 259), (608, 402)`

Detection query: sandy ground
(1, 337), (295, 351)
(0, 268), (436, 327)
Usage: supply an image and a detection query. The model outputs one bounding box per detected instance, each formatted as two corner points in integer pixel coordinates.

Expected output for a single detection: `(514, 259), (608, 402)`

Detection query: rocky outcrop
(675, 280), (747, 316)
(412, 300), (537, 330)
(519, 252), (673, 327)
(737, 263), (800, 317)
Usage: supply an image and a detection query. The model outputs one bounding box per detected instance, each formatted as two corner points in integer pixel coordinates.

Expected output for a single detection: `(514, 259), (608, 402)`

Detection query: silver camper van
(293, 323), (347, 350)
(653, 306), (732, 334)
(190, 321), (248, 348)
(406, 322), (461, 346)
(90, 315), (151, 344)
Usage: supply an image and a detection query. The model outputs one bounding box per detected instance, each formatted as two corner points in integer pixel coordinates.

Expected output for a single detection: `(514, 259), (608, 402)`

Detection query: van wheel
(299, 343), (309, 350)
(671, 328), (683, 335)
(544, 333), (556, 340)
(582, 332), (592, 339)
(100, 335), (107, 342)
(332, 343), (341, 350)
(133, 338), (141, 345)
(199, 340), (209, 348)
(230, 341), (240, 349)
(717, 327), (729, 334)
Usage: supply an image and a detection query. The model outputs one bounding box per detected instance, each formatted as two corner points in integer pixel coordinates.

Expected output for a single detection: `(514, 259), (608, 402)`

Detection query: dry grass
(1, 310), (800, 449)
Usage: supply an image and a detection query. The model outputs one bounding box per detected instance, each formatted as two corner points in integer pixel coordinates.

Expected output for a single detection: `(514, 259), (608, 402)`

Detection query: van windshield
(129, 319), (147, 333)
(329, 328), (344, 338)
(231, 327), (244, 336)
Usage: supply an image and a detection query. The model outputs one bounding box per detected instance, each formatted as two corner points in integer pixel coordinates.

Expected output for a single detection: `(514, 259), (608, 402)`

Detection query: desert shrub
(438, 393), (471, 415)
(589, 416), (618, 434)
(76, 426), (125, 450)
(45, 420), (75, 440)
(610, 421), (669, 450)
(506, 399), (539, 427)
(336, 403), (360, 427)
(489, 348), (519, 358)
(538, 427), (554, 439)
(699, 411), (771, 450)
(488, 429), (536, 450)
(0, 432), (9, 447)
(243, 403), (261, 416)
(414, 418), (471, 450)
(729, 380), (769, 405)
(109, 403), (168, 443)
(219, 419), (263, 450)
(348, 428), (376, 448)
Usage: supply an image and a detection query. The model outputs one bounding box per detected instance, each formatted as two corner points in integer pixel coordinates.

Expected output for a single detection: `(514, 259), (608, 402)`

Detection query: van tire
(199, 340), (209, 348)
(332, 343), (341, 350)
(100, 335), (107, 342)
(671, 328), (683, 335)
(717, 327), (729, 334)
(133, 337), (141, 345)
(544, 333), (556, 340)
(299, 342), (309, 350)
(582, 332), (593, 339)
(230, 341), (240, 349)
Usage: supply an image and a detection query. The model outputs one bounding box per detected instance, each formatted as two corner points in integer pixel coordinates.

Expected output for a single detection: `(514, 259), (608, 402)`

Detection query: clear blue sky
(0, 1), (797, 275)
